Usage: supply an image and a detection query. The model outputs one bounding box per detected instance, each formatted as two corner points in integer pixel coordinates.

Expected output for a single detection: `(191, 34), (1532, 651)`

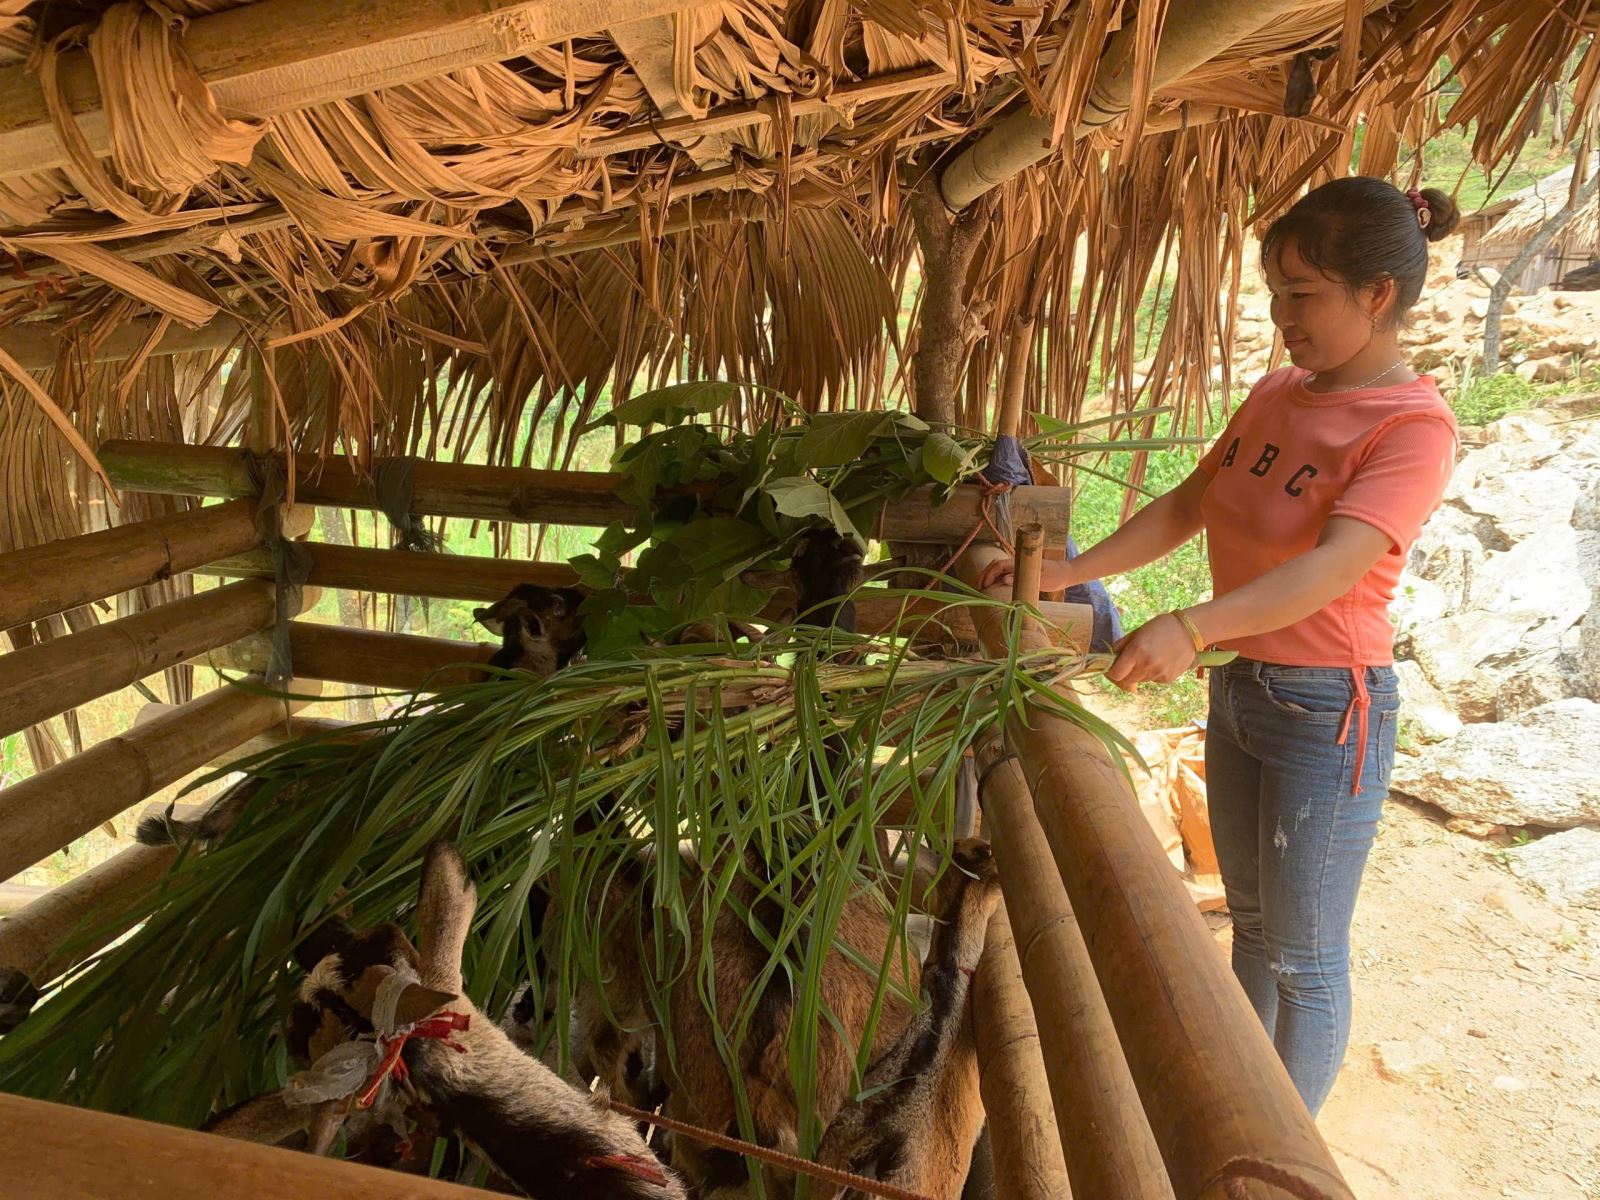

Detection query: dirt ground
(1083, 684), (1600, 1200)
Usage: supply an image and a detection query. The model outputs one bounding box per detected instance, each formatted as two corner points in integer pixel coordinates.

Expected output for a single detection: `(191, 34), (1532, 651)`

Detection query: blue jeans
(1205, 659), (1400, 1116)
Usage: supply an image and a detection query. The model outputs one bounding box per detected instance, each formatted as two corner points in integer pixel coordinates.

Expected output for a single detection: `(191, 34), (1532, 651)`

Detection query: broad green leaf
(792, 412), (891, 468)
(602, 381), (741, 428)
(765, 477), (834, 521)
(919, 432), (970, 485)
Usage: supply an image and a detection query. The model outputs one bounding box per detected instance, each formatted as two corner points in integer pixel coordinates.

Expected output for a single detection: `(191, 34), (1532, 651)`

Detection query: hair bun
(1417, 187), (1461, 242)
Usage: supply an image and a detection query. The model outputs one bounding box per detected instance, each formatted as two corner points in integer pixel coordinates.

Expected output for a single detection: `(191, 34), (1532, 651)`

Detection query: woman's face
(1265, 239), (1387, 373)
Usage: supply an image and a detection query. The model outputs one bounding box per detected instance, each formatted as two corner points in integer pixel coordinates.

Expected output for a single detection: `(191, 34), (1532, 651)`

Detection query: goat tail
(135, 777), (265, 848)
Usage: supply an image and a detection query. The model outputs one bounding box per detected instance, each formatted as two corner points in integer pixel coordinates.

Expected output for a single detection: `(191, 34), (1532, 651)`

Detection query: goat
(815, 838), (1003, 1200)
(283, 841), (685, 1200)
(474, 584), (589, 674)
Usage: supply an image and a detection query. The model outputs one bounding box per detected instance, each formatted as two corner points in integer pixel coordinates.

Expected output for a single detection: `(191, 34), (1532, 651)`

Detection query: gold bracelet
(1170, 608), (1207, 655)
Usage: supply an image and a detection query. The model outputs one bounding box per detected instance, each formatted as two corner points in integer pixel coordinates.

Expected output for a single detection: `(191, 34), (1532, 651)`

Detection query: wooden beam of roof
(577, 65), (956, 158)
(609, 11), (734, 166)
(0, 314), (243, 371)
(0, 0), (706, 182)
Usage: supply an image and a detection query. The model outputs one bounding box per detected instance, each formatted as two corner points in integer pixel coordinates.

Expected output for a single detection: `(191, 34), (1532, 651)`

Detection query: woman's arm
(978, 467), (1211, 592)
(1104, 516), (1393, 689)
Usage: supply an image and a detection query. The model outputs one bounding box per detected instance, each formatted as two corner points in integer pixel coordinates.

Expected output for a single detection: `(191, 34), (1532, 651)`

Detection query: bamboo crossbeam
(0, 842), (177, 984)
(98, 441), (1075, 545)
(0, 0), (705, 181)
(938, 0), (1304, 210)
(0, 315), (244, 371)
(0, 579), (285, 741)
(0, 499), (260, 631)
(216, 623), (495, 692)
(979, 749), (1172, 1200)
(971, 906), (1074, 1200)
(0, 676), (321, 882)
(954, 547), (1354, 1199)
(0, 1094), (502, 1200)
(136, 703), (366, 766)
(0, 883), (47, 916)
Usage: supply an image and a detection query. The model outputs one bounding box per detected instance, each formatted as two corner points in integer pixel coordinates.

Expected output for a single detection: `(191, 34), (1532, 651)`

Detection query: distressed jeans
(1205, 658), (1400, 1116)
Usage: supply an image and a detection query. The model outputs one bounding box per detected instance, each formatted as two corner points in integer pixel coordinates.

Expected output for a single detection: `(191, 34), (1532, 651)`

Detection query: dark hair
(1262, 177), (1462, 324)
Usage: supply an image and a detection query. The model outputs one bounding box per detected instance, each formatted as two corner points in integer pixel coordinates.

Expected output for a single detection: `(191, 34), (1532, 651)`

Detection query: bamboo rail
(0, 677), (321, 882)
(0, 315), (246, 372)
(955, 543), (1354, 1199)
(0, 579), (290, 741)
(0, 1094), (502, 1200)
(0, 499), (262, 631)
(0, 841), (178, 984)
(97, 441), (1074, 545)
(135, 704), (363, 767)
(217, 624), (496, 691)
(970, 907), (1074, 1200)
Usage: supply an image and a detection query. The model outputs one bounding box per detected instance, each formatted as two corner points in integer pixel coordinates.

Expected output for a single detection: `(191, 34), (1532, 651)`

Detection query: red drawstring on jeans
(1336, 668), (1371, 796)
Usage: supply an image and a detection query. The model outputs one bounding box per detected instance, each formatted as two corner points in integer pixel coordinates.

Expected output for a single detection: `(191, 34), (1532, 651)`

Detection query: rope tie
(606, 1101), (934, 1200)
(241, 451), (311, 690)
(939, 477), (1016, 574)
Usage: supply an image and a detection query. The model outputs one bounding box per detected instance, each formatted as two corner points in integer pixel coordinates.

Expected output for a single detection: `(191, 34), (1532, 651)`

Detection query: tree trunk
(1482, 171), (1600, 375)
(908, 173), (986, 429)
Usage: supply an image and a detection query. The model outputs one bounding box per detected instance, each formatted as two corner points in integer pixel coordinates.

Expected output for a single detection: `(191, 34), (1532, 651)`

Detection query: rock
(1515, 357), (1572, 383)
(1544, 392), (1600, 420)
(1579, 594), (1600, 697)
(1491, 1075), (1528, 1092)
(1470, 298), (1489, 320)
(1391, 574), (1449, 638)
(1396, 659), (1462, 743)
(1391, 699), (1600, 827)
(1485, 412), (1557, 445)
(1455, 467), (1581, 541)
(1444, 817), (1505, 837)
(1575, 475), (1600, 533)
(1496, 654), (1581, 719)
(1472, 526), (1599, 628)
(1374, 1036), (1449, 1082)
(1408, 507), (1492, 609)
(1504, 827), (1600, 907)
(1408, 608), (1558, 722)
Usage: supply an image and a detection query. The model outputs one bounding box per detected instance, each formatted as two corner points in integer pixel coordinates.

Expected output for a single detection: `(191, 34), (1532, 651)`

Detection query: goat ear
(416, 842), (476, 993)
(391, 981), (459, 1028)
(293, 916), (355, 973)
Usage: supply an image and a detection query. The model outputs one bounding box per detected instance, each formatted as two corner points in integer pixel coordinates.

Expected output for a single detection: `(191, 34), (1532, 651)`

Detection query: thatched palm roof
(0, 0), (1596, 553)
(1475, 155), (1600, 253)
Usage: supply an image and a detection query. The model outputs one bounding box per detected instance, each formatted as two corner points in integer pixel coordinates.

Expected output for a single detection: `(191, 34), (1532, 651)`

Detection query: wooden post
(0, 676), (321, 881)
(97, 441), (1075, 545)
(970, 907), (1074, 1200)
(953, 552), (1355, 1199)
(0, 842), (178, 983)
(0, 1094), (502, 1200)
(0, 499), (261, 631)
(0, 579), (288, 741)
(217, 623), (496, 692)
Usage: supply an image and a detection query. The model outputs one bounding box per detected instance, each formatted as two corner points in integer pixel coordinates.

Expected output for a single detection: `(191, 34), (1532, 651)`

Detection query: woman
(981, 176), (1461, 1115)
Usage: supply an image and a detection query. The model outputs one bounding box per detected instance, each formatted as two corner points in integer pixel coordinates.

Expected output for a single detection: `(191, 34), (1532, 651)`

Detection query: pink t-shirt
(1196, 366), (1457, 667)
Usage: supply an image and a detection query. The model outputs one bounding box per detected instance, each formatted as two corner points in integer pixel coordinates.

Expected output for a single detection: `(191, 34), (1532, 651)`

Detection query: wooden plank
(609, 12), (733, 166)
(0, 498), (260, 631)
(97, 440), (1076, 546)
(0, 1094), (503, 1200)
(0, 0), (705, 180)
(0, 579), (284, 741)
(0, 676), (321, 881)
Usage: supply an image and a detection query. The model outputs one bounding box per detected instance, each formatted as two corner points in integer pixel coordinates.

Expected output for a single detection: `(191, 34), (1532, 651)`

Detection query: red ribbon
(581, 1153), (671, 1187)
(356, 1012), (471, 1110)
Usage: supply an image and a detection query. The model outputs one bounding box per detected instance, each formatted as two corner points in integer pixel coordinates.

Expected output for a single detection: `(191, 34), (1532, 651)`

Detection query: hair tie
(1405, 187), (1432, 229)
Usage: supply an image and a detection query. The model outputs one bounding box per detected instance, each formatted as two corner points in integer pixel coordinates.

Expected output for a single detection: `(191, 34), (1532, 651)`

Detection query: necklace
(1308, 359), (1406, 393)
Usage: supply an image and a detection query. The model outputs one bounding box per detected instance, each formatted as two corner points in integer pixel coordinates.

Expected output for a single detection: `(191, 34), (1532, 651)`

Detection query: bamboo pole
(970, 906), (1074, 1200)
(98, 441), (1075, 545)
(0, 499), (261, 631)
(0, 0), (706, 181)
(938, 0), (1306, 210)
(0, 677), (321, 881)
(0, 579), (287, 741)
(953, 550), (1354, 1199)
(0, 841), (178, 984)
(135, 704), (365, 766)
(217, 623), (496, 692)
(0, 1094), (503, 1200)
(979, 749), (1172, 1200)
(0, 315), (244, 371)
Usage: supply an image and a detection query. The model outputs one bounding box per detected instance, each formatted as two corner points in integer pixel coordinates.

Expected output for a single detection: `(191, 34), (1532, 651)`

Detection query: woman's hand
(1104, 614), (1198, 692)
(976, 557), (1079, 593)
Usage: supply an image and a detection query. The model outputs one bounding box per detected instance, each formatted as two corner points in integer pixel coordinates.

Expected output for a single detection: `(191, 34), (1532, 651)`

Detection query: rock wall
(1391, 409), (1600, 850)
